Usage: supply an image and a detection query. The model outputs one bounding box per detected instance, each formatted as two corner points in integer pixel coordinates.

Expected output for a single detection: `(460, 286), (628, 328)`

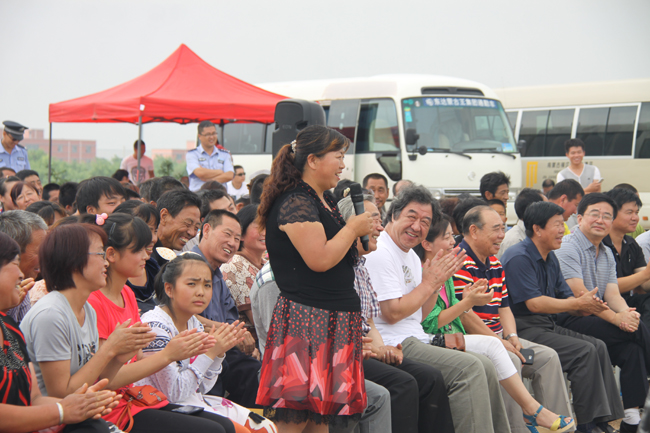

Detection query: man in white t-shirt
(225, 165), (248, 199)
(120, 140), (155, 184)
(364, 185), (511, 433)
(556, 138), (601, 194)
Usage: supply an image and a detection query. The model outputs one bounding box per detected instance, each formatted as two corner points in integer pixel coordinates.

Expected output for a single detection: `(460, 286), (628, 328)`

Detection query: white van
(224, 74), (522, 204)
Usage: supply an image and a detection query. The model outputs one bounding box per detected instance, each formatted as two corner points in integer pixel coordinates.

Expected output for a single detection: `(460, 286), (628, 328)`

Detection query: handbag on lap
(429, 333), (466, 351)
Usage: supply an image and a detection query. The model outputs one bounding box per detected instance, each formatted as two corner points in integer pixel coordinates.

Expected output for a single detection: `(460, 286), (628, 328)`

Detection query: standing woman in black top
(256, 125), (373, 433)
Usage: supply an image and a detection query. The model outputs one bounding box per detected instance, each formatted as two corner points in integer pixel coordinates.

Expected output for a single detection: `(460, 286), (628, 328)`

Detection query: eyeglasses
(88, 251), (106, 260)
(200, 132), (218, 137)
(585, 211), (614, 222)
(236, 173), (246, 176)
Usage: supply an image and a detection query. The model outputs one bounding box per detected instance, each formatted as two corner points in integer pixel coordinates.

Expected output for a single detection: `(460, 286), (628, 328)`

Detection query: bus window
(356, 99), (400, 153)
(401, 97), (516, 153)
(546, 109), (574, 156)
(605, 106), (636, 156)
(264, 123), (274, 154)
(635, 103), (650, 158)
(506, 111), (518, 131)
(519, 110), (549, 157)
(576, 107), (608, 156)
(327, 100), (360, 150)
(223, 123), (266, 154)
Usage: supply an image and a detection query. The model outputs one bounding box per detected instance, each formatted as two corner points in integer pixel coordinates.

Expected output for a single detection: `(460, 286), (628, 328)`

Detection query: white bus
(495, 78), (650, 227)
(223, 74), (522, 202)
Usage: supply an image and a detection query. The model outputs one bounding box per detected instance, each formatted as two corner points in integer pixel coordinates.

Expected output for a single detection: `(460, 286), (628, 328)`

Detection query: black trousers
(208, 347), (262, 408)
(363, 357), (455, 433)
(557, 313), (650, 409)
(628, 293), (650, 332)
(62, 419), (110, 433)
(516, 314), (624, 424)
(130, 403), (236, 433)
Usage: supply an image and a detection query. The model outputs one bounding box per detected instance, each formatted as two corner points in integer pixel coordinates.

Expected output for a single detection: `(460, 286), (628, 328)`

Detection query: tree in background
(27, 149), (186, 183)
(154, 155), (186, 179)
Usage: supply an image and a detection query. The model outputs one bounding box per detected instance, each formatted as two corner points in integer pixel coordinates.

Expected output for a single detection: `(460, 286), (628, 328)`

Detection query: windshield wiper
(426, 148), (472, 160)
(470, 148), (517, 159)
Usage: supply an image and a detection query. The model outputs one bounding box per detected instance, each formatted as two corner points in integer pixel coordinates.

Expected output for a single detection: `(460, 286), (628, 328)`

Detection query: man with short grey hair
(365, 185), (511, 433)
(0, 210), (47, 323)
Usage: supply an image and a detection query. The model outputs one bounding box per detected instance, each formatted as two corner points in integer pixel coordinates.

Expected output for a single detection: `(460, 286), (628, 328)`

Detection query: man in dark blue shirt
(501, 202), (624, 433)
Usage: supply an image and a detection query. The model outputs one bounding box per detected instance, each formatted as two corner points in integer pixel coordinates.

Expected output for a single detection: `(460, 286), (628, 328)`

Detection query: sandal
(523, 405), (575, 433)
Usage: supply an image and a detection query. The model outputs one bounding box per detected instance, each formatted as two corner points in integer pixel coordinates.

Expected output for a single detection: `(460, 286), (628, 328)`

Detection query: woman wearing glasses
(20, 222), (239, 433)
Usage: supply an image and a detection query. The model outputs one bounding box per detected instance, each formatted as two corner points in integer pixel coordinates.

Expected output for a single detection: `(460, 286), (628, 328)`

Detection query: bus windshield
(402, 97), (517, 153)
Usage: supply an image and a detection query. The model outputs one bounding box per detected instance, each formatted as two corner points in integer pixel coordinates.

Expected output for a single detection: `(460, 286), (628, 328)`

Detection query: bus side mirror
(517, 139), (526, 155)
(405, 128), (419, 145)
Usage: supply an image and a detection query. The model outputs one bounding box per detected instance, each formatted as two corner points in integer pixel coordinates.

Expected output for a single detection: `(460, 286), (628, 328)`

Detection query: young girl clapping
(136, 252), (277, 433)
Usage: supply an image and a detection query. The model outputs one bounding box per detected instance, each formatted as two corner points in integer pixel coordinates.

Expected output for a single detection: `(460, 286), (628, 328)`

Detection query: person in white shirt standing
(556, 139), (602, 194)
(120, 140), (155, 184)
(225, 165), (248, 200)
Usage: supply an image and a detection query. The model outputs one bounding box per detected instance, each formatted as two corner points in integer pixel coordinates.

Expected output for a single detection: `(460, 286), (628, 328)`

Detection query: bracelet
(56, 402), (64, 425)
(463, 309), (471, 314)
(504, 333), (518, 341)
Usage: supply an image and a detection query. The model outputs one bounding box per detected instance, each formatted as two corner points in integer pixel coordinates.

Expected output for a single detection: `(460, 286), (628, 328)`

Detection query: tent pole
(219, 120), (224, 147)
(136, 116), (143, 185)
(48, 123), (53, 183)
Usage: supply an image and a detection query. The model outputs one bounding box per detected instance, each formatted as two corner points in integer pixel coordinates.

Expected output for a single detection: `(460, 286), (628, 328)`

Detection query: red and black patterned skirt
(256, 295), (367, 426)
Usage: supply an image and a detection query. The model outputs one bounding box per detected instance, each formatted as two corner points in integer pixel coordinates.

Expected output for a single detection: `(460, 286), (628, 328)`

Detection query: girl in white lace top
(136, 253), (277, 433)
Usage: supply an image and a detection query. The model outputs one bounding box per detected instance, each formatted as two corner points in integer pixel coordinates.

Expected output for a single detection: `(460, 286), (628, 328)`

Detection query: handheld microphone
(349, 182), (369, 251)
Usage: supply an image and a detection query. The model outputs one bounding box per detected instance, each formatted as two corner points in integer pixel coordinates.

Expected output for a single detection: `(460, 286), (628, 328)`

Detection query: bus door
(327, 99), (360, 181)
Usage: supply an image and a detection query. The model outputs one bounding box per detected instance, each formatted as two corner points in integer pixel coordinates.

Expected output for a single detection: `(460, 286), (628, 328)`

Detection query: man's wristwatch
(504, 333), (518, 341)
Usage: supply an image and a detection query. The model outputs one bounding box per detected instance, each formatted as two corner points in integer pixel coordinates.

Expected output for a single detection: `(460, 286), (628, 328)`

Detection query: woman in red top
(89, 213), (239, 433)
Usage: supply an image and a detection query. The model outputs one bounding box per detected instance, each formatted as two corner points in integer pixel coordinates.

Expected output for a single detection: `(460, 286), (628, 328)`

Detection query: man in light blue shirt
(0, 121), (30, 173)
(186, 120), (234, 191)
(555, 192), (650, 432)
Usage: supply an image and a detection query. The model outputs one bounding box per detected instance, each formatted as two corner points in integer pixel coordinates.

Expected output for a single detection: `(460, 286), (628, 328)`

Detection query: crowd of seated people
(1, 131), (650, 433)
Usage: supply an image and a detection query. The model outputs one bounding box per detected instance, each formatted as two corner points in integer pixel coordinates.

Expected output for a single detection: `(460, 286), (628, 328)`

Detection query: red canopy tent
(47, 44), (286, 180)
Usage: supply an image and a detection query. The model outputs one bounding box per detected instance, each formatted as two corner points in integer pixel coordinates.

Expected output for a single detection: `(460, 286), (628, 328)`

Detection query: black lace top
(0, 311), (32, 406)
(266, 183), (360, 312)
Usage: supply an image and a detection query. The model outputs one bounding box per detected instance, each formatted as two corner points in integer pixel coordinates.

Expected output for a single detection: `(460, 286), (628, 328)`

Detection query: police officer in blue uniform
(0, 121), (30, 173)
(186, 120), (234, 192)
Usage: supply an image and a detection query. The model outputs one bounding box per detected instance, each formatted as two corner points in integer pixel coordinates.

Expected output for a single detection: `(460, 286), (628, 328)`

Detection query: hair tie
(291, 140), (297, 153)
(156, 247), (178, 262)
(95, 213), (108, 225)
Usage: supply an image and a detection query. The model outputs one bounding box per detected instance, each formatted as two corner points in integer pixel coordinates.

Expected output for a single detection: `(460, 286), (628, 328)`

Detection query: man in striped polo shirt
(454, 205), (572, 433)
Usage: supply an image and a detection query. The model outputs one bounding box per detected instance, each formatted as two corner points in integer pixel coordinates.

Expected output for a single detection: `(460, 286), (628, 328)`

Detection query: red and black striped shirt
(453, 240), (509, 333)
(0, 311), (32, 406)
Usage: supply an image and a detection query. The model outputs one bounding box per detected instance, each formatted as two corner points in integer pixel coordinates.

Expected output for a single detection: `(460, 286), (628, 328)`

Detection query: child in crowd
(89, 213), (240, 432)
(113, 199), (162, 313)
(136, 253), (278, 433)
(22, 222), (238, 433)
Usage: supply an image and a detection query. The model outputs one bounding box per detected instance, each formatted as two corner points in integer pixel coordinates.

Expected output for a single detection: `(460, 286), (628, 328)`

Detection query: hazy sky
(1, 0), (648, 159)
